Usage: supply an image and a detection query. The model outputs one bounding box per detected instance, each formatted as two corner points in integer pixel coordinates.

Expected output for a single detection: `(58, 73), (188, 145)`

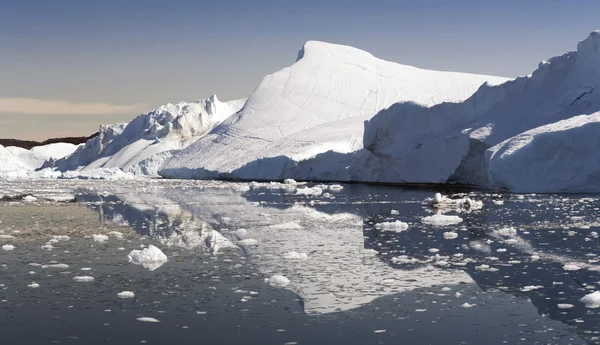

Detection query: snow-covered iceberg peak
(52, 95), (246, 175)
(576, 30), (600, 67)
(160, 40), (508, 180)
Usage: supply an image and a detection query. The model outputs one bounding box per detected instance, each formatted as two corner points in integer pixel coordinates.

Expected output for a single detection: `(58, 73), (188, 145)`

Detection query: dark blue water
(1, 182), (599, 344)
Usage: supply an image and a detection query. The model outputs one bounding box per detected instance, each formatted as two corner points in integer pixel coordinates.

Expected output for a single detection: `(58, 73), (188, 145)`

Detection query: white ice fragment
(283, 179), (297, 185)
(295, 187), (322, 196)
(557, 303), (574, 309)
(422, 214), (463, 226)
(92, 234), (109, 243)
(265, 275), (290, 287)
(73, 276), (94, 282)
(42, 264), (69, 269)
(2, 244), (15, 251)
(520, 285), (544, 292)
(117, 291), (135, 299)
(497, 227), (518, 237)
(28, 282), (40, 288)
(237, 239), (258, 246)
(581, 291), (600, 308)
(127, 245), (168, 271)
(137, 317), (160, 323)
(22, 195), (37, 202)
(282, 251), (308, 260)
(443, 232), (458, 239)
(563, 264), (582, 271)
(374, 221), (409, 232)
(461, 303), (476, 308)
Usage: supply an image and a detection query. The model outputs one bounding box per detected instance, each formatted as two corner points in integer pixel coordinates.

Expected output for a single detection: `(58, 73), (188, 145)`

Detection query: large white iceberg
(160, 41), (507, 180)
(342, 30), (600, 192)
(0, 142), (78, 177)
(53, 95), (246, 176)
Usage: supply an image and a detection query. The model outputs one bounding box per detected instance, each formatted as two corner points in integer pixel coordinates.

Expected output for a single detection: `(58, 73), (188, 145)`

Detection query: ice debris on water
(1, 244), (15, 251)
(295, 187), (322, 196)
(422, 214), (463, 226)
(283, 251), (308, 260)
(92, 234), (109, 243)
(520, 285), (544, 292)
(137, 317), (160, 323)
(117, 291), (135, 299)
(28, 282), (40, 288)
(563, 264), (582, 271)
(374, 220), (409, 232)
(581, 291), (600, 308)
(127, 245), (168, 271)
(265, 275), (290, 287)
(422, 193), (483, 211)
(443, 232), (458, 239)
(73, 276), (94, 282)
(557, 303), (574, 309)
(22, 195), (37, 202)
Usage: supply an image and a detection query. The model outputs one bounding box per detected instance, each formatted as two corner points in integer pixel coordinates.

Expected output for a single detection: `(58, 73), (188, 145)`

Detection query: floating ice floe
(422, 193), (483, 211)
(1, 244), (15, 251)
(127, 245), (168, 271)
(92, 234), (109, 243)
(265, 275), (291, 287)
(443, 232), (459, 240)
(117, 291), (135, 299)
(73, 276), (94, 282)
(136, 317), (160, 323)
(282, 251), (308, 260)
(374, 220), (409, 232)
(581, 291), (600, 308)
(422, 214), (463, 226)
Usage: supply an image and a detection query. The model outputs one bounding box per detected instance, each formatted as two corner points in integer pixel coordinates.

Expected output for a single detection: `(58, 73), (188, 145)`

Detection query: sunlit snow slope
(53, 95), (246, 175)
(160, 41), (508, 180)
(0, 143), (77, 176)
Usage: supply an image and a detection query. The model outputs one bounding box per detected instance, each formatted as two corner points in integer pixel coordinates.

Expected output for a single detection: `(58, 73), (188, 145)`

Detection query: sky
(1, 0), (600, 140)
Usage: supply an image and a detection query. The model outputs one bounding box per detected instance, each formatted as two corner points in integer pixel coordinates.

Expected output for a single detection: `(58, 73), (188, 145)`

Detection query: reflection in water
(78, 183), (600, 344)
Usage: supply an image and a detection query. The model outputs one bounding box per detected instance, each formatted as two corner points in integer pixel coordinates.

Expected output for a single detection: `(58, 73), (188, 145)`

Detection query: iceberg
(52, 95), (246, 176)
(160, 41), (507, 180)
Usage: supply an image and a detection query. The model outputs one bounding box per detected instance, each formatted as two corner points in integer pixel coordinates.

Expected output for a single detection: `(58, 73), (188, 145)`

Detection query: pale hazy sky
(2, 0), (600, 140)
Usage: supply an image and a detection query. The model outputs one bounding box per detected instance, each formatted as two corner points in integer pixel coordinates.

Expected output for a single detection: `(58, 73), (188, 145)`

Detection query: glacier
(0, 142), (78, 177)
(159, 41), (508, 180)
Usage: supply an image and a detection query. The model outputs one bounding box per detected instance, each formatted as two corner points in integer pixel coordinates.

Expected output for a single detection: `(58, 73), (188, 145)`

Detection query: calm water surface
(0, 180), (599, 344)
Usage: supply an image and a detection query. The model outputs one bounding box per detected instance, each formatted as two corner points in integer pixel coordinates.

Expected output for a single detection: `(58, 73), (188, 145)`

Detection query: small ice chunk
(283, 179), (297, 185)
(117, 291), (135, 299)
(563, 264), (582, 271)
(22, 195), (37, 202)
(520, 285), (544, 292)
(238, 239), (258, 246)
(374, 330), (386, 333)
(497, 227), (518, 237)
(137, 317), (160, 323)
(73, 276), (94, 282)
(581, 291), (600, 308)
(28, 282), (40, 288)
(127, 245), (168, 271)
(283, 251), (308, 260)
(443, 232), (458, 239)
(265, 275), (290, 287)
(374, 220), (409, 232)
(295, 187), (322, 196)
(92, 234), (109, 243)
(2, 244), (15, 251)
(422, 214), (463, 226)
(557, 303), (574, 309)
(461, 303), (476, 308)
(42, 264), (69, 269)
(390, 210), (399, 215)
